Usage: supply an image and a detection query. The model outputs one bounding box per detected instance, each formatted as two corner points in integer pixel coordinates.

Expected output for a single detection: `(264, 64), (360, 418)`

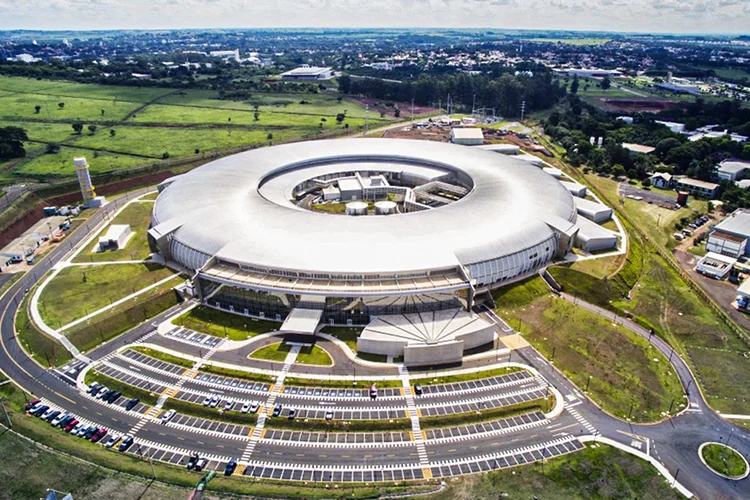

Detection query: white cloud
(0, 0), (747, 33)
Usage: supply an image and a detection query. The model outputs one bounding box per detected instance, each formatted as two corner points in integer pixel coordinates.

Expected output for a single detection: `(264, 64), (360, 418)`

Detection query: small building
(706, 209), (750, 258)
(322, 185), (341, 201)
(649, 172), (673, 189)
(718, 160), (750, 182)
(622, 143), (656, 156)
(559, 181), (587, 198)
(338, 177), (363, 201)
(575, 217), (618, 253)
(98, 224), (131, 251)
(515, 153), (544, 167)
(543, 167), (562, 179)
(574, 197), (613, 223)
(280, 65), (335, 80)
(695, 252), (737, 280)
(655, 120), (686, 134)
(450, 128), (484, 146)
(674, 177), (719, 199)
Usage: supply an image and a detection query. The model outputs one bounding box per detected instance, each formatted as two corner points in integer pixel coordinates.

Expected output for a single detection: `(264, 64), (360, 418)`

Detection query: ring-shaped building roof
(151, 139), (577, 281)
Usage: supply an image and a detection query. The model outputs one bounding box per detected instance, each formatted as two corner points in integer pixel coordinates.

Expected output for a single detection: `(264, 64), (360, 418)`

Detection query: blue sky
(0, 0), (748, 34)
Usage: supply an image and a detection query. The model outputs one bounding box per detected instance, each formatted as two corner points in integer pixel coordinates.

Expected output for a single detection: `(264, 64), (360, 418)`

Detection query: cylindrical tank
(345, 201), (368, 216)
(677, 191), (689, 206)
(374, 201), (397, 215)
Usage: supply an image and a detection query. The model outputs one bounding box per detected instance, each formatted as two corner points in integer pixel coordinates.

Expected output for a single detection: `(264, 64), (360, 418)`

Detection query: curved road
(0, 190), (748, 498)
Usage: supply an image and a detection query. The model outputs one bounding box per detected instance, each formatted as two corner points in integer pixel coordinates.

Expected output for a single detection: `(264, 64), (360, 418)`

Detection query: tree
(162, 152), (170, 159)
(335, 113), (346, 124)
(266, 132), (273, 141)
(72, 122), (84, 135)
(46, 143), (60, 154)
(87, 124), (97, 134)
(394, 108), (401, 118)
(58, 102), (65, 109)
(109, 129), (116, 137)
(570, 76), (579, 95)
(611, 164), (626, 178)
(600, 77), (611, 91)
(0, 126), (29, 160)
(338, 74), (351, 94)
(101, 109), (105, 116)
(253, 111), (259, 121)
(195, 148), (200, 154)
(34, 105), (41, 114)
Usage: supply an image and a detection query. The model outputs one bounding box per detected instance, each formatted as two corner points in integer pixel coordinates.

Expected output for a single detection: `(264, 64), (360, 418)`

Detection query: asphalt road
(0, 189), (749, 497)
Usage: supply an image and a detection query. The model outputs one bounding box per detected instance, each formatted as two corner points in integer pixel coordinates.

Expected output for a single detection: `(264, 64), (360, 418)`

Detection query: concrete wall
(357, 336), (406, 357)
(404, 340), (464, 366)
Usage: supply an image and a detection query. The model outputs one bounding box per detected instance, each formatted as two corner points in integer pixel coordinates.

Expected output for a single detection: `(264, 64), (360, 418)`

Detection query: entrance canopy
(280, 308), (323, 335)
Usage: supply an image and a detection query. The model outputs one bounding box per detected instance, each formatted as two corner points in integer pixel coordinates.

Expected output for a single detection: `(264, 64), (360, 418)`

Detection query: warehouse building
(695, 252), (737, 280)
(574, 217), (618, 253)
(574, 197), (613, 223)
(706, 209), (750, 258)
(450, 128), (484, 145)
(280, 65), (335, 80)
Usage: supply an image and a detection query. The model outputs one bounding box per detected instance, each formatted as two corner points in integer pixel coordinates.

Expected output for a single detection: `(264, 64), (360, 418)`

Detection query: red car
(91, 428), (108, 443)
(64, 419), (79, 432)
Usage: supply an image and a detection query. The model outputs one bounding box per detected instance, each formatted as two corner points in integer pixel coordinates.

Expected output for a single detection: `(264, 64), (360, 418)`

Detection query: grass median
(701, 443), (748, 478)
(264, 416), (411, 433)
(162, 398), (259, 427)
(84, 369), (160, 406)
(420, 396), (554, 430)
(15, 289), (72, 368)
(282, 377), (404, 389)
(411, 366), (524, 385)
(250, 341), (333, 366)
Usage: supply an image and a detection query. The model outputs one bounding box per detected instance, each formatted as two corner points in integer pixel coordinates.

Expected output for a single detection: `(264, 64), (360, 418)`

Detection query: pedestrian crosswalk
(400, 365), (429, 466)
(565, 403), (597, 434)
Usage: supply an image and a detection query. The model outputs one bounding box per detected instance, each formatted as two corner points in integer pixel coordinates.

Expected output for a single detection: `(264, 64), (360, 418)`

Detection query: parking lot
(263, 429), (412, 446)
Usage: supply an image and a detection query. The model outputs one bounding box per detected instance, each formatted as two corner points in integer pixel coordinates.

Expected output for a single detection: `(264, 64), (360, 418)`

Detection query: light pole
(585, 375), (592, 392)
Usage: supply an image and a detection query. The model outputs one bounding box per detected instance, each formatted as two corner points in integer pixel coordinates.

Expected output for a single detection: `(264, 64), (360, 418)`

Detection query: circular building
(150, 139), (579, 364)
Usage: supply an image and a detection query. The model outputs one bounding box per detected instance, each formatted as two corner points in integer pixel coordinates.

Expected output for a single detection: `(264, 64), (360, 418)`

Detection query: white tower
(74, 157), (106, 207)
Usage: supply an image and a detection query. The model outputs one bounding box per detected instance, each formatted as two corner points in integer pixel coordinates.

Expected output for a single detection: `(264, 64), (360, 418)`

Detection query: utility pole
(520, 100), (526, 121)
(365, 105), (369, 134)
(410, 98), (414, 124)
(471, 94), (476, 116)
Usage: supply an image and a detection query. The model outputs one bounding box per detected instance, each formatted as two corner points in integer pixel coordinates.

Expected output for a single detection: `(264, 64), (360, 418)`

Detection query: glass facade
(466, 234), (557, 287)
(202, 282), (463, 325)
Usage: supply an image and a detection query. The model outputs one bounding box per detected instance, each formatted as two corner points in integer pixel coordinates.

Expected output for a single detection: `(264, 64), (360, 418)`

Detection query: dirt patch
(618, 184), (680, 210)
(595, 97), (678, 113)
(352, 97), (437, 117)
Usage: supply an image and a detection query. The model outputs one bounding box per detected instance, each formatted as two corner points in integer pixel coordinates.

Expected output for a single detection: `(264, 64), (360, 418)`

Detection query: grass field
(320, 326), (363, 352)
(38, 263), (175, 329)
(250, 341), (333, 366)
(701, 443), (748, 478)
(15, 145), (146, 177)
(0, 91), (134, 122)
(176, 305), (281, 340)
(430, 443), (682, 500)
(73, 201), (154, 263)
(494, 279), (684, 422)
(0, 75), (172, 102)
(16, 290), (72, 368)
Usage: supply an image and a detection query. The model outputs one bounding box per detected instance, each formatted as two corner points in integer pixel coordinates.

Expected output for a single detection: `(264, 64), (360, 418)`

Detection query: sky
(0, 0), (749, 34)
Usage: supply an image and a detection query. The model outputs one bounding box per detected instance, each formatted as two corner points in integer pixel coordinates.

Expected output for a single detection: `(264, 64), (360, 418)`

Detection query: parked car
(125, 398), (139, 411)
(161, 409), (176, 424)
(250, 403), (259, 413)
(44, 410), (61, 423)
(83, 427), (99, 440)
(209, 396), (219, 408)
(25, 398), (41, 411)
(241, 402), (250, 413)
(51, 412), (70, 427)
(369, 384), (378, 400)
(202, 397), (211, 407)
(57, 415), (75, 428)
(224, 400), (233, 411)
(186, 453), (199, 470)
(69, 422), (84, 434)
(104, 434), (122, 448)
(76, 425), (91, 437)
(31, 405), (49, 417)
(91, 428), (108, 443)
(118, 435), (134, 452)
(64, 419), (79, 432)
(194, 458), (208, 472)
(105, 391), (122, 404)
(87, 383), (101, 394)
(674, 233), (685, 241)
(288, 408), (297, 420)
(224, 458), (238, 476)
(96, 388), (111, 400)
(272, 404), (282, 417)
(325, 410), (334, 421)
(414, 383), (423, 396)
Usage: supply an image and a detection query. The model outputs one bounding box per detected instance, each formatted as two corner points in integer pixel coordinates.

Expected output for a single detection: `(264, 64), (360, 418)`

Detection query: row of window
(467, 235), (556, 287)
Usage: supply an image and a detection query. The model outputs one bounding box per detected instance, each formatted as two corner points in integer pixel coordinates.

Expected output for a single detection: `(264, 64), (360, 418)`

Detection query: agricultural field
(0, 75), (399, 182)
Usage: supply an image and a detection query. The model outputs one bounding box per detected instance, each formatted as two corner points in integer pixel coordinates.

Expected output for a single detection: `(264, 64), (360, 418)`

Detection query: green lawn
(68, 125), (311, 158)
(84, 369), (160, 406)
(496, 290), (684, 422)
(38, 263), (176, 329)
(420, 397), (553, 430)
(0, 91), (134, 122)
(129, 103), (383, 129)
(430, 443), (683, 500)
(701, 443), (748, 478)
(250, 342), (333, 366)
(411, 366), (524, 385)
(14, 146), (146, 177)
(0, 119), (78, 143)
(72, 201), (154, 263)
(282, 376), (404, 389)
(0, 75), (172, 102)
(15, 290), (72, 368)
(320, 326), (362, 352)
(176, 305), (281, 340)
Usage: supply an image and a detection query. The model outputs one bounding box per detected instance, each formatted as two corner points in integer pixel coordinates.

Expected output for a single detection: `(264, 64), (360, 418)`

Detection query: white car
(50, 412), (69, 427)
(95, 387), (109, 399)
(104, 433), (122, 448)
(250, 403), (259, 413)
(224, 400), (233, 411)
(241, 402), (250, 413)
(76, 424), (91, 437)
(41, 408), (57, 420)
(160, 409), (176, 424)
(202, 397), (211, 406)
(69, 422), (85, 434)
(209, 396), (219, 408)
